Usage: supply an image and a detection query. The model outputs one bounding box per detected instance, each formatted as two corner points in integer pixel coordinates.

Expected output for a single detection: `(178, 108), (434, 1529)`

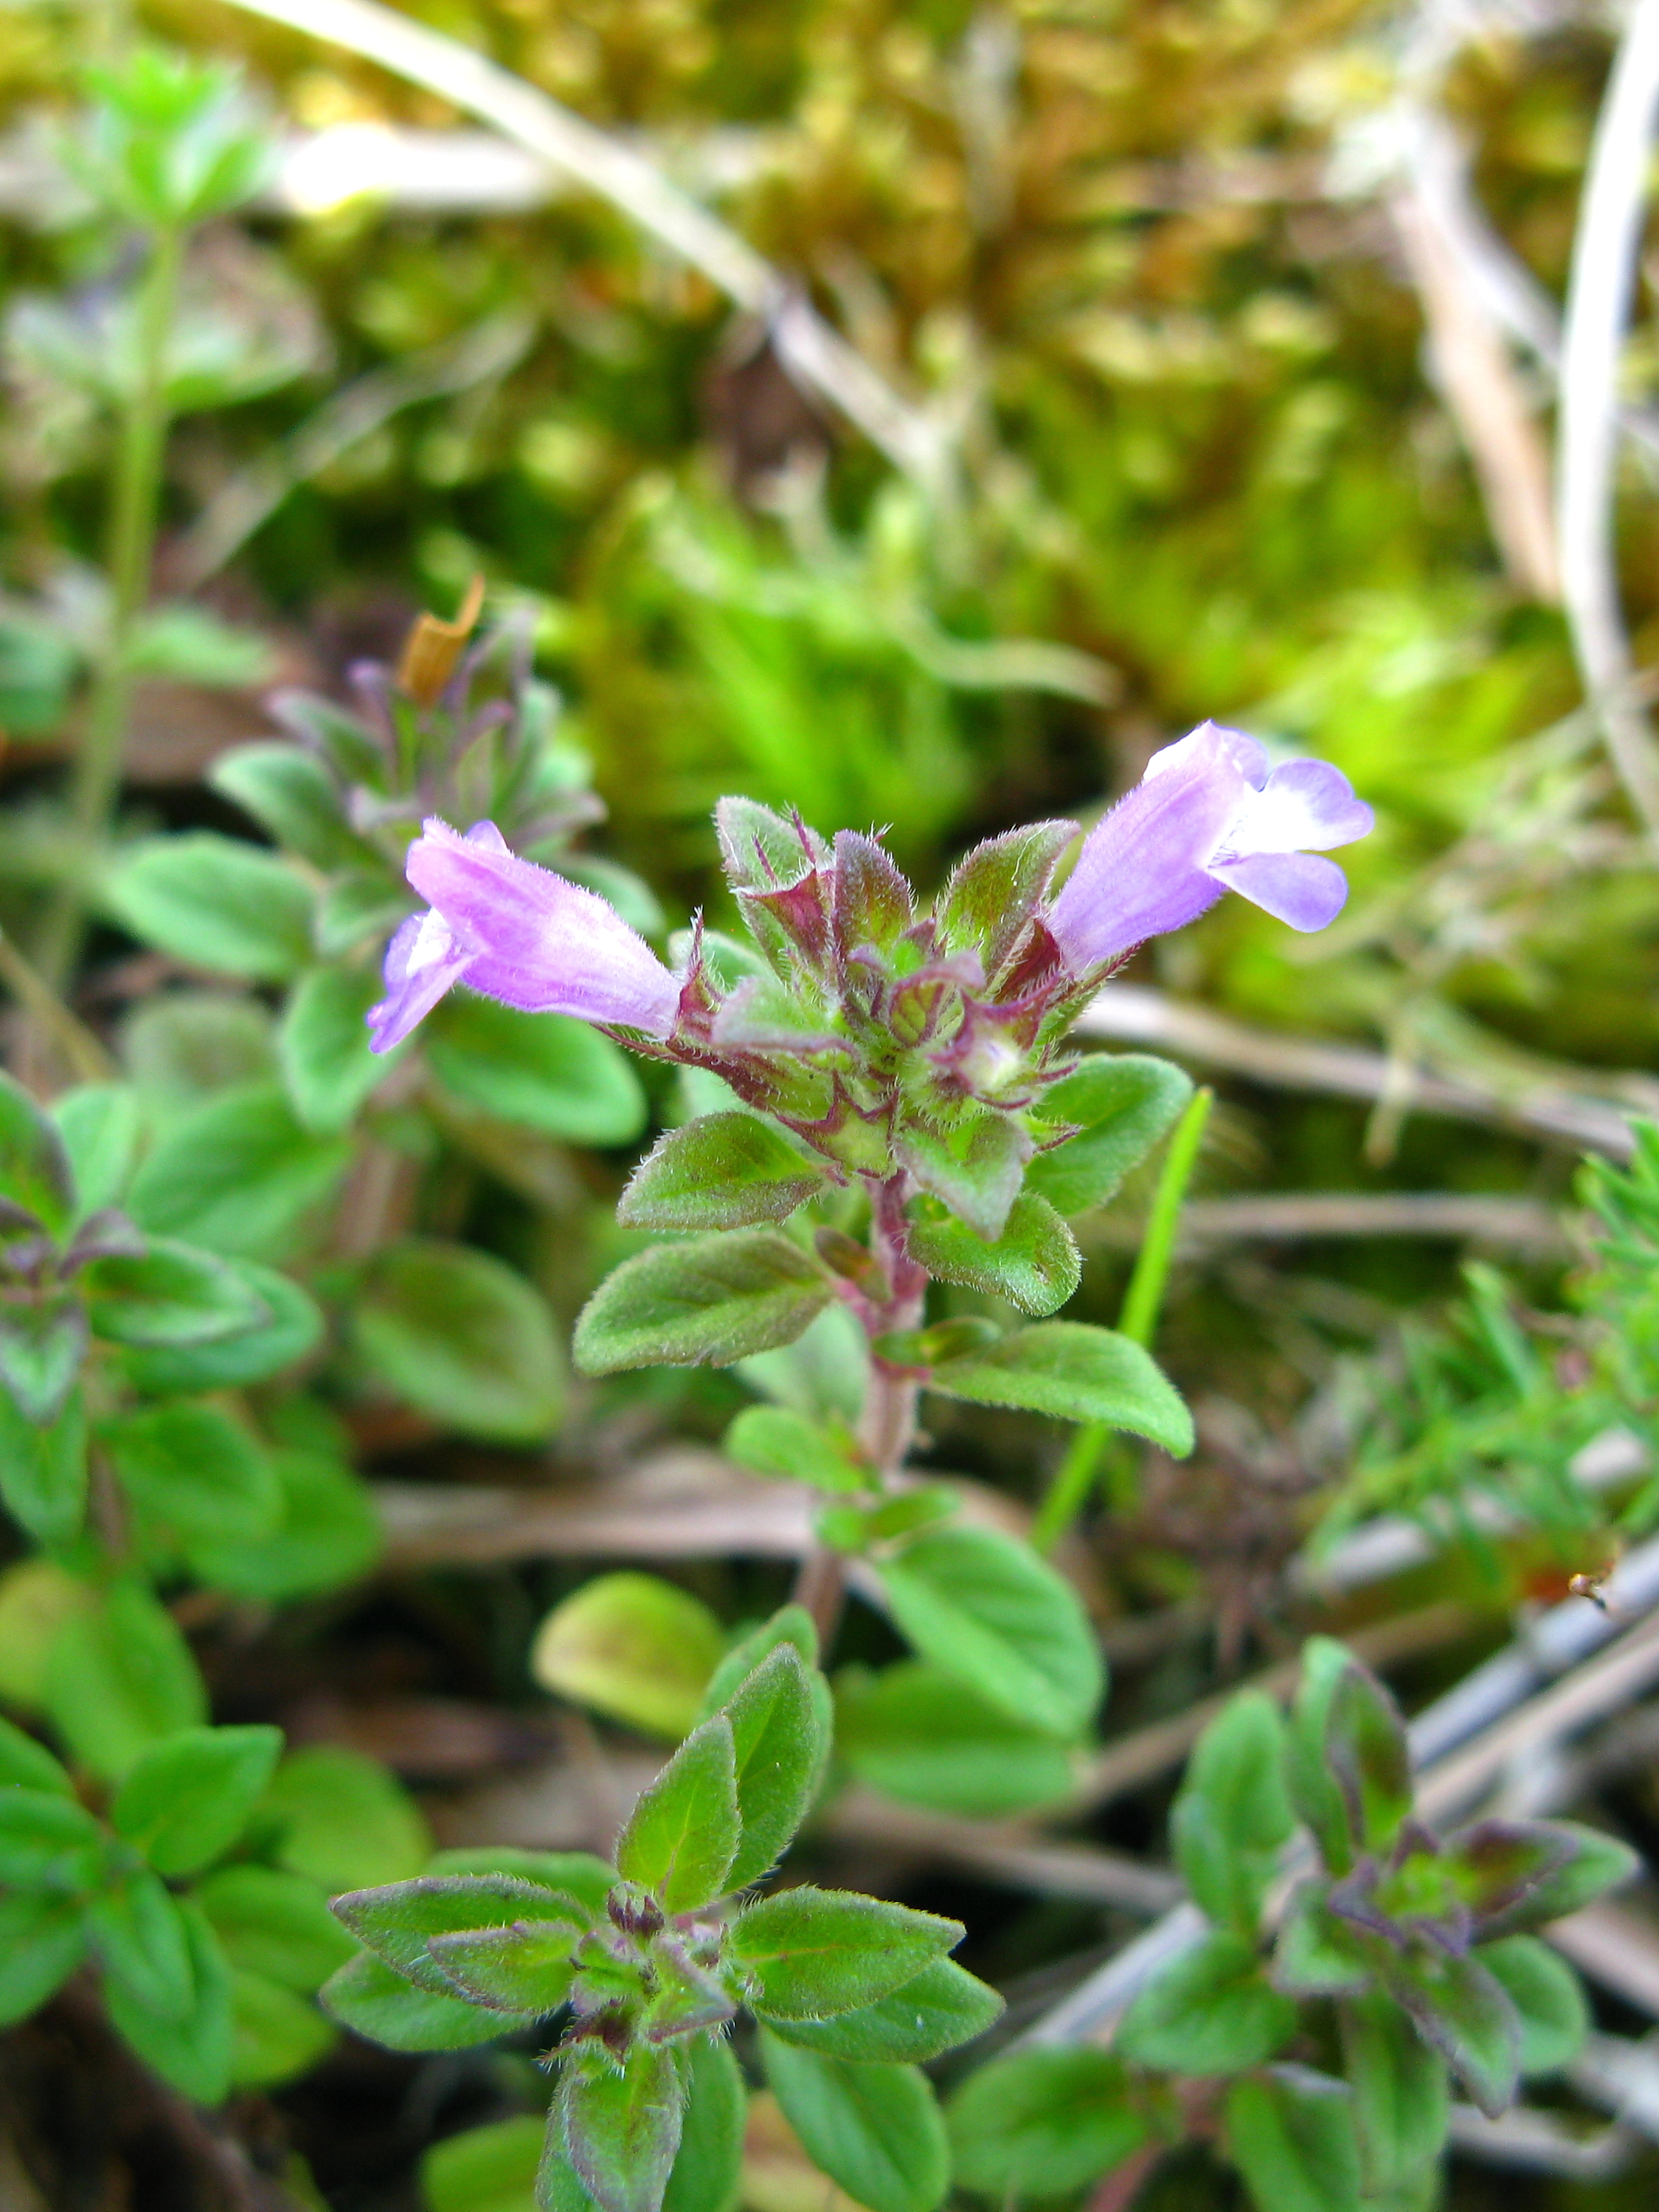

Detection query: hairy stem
(1033, 1086), (1213, 1553)
(37, 224), (184, 992)
(792, 1170), (926, 1646)
(1086, 2142), (1163, 2212)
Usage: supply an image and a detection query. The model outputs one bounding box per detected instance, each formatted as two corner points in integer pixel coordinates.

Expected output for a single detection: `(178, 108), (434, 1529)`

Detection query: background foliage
(3, 1), (1659, 2208)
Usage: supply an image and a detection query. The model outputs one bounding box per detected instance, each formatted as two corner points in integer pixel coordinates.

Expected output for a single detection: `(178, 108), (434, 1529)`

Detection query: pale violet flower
(367, 818), (680, 1053)
(1046, 720), (1373, 966)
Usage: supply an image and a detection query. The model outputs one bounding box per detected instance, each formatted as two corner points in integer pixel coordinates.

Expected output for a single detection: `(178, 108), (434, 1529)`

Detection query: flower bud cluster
(367, 720), (1371, 1245)
(564, 1882), (740, 2062)
(656, 800), (1096, 1217)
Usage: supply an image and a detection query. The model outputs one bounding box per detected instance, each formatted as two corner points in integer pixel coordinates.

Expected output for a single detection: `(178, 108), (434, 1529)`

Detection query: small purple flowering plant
(311, 714), (1395, 2212)
(365, 719), (1371, 1416)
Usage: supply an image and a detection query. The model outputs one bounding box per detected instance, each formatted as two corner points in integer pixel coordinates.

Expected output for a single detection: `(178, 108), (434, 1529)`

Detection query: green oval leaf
(128, 1081), (352, 1261)
(320, 1947), (518, 2052)
(835, 1661), (1077, 1818)
(619, 1113), (827, 1232)
(111, 1724), (283, 1877)
(946, 2047), (1150, 2197)
(763, 1956), (1002, 2064)
(1027, 1053), (1194, 1216)
(575, 1230), (830, 1376)
(279, 963), (397, 1134)
(353, 1237), (566, 1442)
(530, 1574), (724, 1741)
(105, 833), (316, 982)
(1118, 1930), (1298, 2074)
(873, 1524), (1104, 1742)
(428, 996), (648, 1147)
(760, 2034), (948, 2212)
(926, 1322), (1194, 1454)
(907, 1190), (1081, 1317)
(732, 1887), (961, 2022)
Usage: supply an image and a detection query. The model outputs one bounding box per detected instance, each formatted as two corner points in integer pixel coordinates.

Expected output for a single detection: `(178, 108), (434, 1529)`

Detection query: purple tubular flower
(367, 819), (680, 1053)
(1046, 721), (1374, 966)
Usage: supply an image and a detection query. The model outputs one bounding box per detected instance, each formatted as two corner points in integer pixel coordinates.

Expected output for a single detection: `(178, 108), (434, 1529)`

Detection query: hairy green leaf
(732, 1886), (960, 2021)
(561, 2044), (685, 2212)
(663, 2036), (746, 2212)
(575, 1230), (830, 1376)
(616, 1717), (741, 1909)
(907, 1190), (1081, 1317)
(696, 1606), (820, 1723)
(896, 1112), (1029, 1242)
(935, 820), (1078, 976)
(1459, 1820), (1637, 1938)
(1384, 1945), (1519, 2118)
(429, 1918), (582, 2014)
(721, 1643), (827, 1891)
(333, 1874), (583, 1994)
(927, 1322), (1193, 1453)
(1026, 1054), (1194, 1216)
(321, 1948), (521, 2050)
(763, 1955), (1002, 2064)
(619, 1113), (826, 1232)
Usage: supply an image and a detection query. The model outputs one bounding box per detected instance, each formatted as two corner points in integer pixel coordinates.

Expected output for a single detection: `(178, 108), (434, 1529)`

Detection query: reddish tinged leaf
(831, 831), (914, 962)
(1326, 1661), (1411, 1857)
(1460, 1820), (1638, 1938)
(1442, 1820), (1573, 1935)
(741, 868), (834, 970)
(936, 819), (1080, 978)
(561, 2044), (685, 2212)
(1384, 1946), (1520, 2118)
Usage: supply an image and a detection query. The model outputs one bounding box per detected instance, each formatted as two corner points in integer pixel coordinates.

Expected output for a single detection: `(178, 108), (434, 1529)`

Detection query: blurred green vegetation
(4, 4), (1659, 2200)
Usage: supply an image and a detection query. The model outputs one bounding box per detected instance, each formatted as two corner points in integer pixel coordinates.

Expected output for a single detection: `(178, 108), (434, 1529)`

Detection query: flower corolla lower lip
(1045, 720), (1374, 968)
(367, 817), (681, 1053)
